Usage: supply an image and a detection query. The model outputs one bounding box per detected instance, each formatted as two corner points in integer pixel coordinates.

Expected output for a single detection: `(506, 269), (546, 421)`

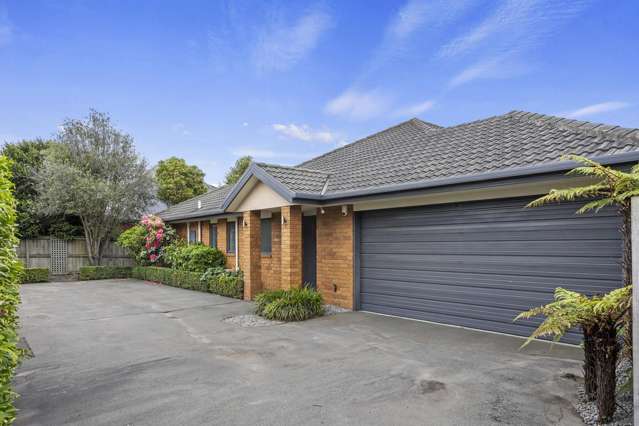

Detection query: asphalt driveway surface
(15, 279), (584, 425)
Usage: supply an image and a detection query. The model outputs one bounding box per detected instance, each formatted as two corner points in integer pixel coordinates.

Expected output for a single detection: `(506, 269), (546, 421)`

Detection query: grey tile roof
(256, 163), (330, 194)
(159, 185), (232, 221)
(159, 110), (639, 221)
(299, 112), (639, 194)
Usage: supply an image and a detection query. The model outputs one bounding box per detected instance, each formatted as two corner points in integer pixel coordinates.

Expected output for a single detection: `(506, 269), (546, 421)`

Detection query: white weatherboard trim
(631, 196), (638, 425)
(360, 311), (580, 348)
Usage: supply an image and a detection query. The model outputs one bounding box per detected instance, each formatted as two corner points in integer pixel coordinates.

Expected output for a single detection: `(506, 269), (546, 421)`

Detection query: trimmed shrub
(164, 242), (226, 272)
(256, 288), (324, 321)
(201, 267), (244, 298)
(20, 267), (49, 283)
(131, 266), (243, 298)
(79, 266), (132, 280)
(0, 155), (23, 424)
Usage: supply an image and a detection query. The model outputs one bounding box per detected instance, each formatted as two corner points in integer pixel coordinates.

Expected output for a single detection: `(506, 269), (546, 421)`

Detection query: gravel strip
(223, 314), (283, 327)
(323, 304), (350, 316)
(576, 358), (633, 425)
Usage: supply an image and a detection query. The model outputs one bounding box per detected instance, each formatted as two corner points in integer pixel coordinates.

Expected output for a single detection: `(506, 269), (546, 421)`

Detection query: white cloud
(388, 0), (474, 41)
(232, 147), (308, 160)
(272, 123), (337, 143)
(394, 100), (435, 117)
(253, 8), (333, 72)
(0, 6), (12, 47)
(448, 56), (529, 87)
(325, 89), (390, 121)
(171, 123), (191, 136)
(242, 122), (249, 127)
(564, 102), (631, 119)
(440, 0), (589, 59)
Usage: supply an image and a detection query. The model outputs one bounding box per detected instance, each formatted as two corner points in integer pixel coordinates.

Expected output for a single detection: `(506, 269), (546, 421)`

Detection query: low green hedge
(20, 267), (49, 283)
(79, 266), (132, 280)
(255, 288), (324, 321)
(131, 266), (243, 299)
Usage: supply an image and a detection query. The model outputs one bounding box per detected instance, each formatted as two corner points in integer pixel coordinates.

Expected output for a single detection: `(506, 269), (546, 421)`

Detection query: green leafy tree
(0, 155), (23, 423)
(528, 155), (638, 355)
(516, 286), (631, 423)
(154, 157), (208, 205)
(224, 156), (252, 185)
(36, 110), (154, 265)
(1, 139), (82, 239)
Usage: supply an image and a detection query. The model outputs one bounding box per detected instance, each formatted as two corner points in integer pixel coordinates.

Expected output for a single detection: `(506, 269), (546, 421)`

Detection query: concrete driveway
(15, 279), (584, 426)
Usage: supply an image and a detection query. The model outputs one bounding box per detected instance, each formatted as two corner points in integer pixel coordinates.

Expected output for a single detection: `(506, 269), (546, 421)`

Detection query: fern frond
(576, 197), (616, 214)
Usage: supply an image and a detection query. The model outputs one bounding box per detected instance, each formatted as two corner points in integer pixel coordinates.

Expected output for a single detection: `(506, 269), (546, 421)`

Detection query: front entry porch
(238, 204), (354, 309)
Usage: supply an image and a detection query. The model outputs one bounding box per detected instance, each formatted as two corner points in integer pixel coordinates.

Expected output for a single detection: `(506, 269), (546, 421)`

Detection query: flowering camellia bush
(117, 214), (176, 266)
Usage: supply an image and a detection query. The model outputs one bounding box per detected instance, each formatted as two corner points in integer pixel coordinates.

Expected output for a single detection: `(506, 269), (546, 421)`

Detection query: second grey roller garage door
(358, 196), (622, 343)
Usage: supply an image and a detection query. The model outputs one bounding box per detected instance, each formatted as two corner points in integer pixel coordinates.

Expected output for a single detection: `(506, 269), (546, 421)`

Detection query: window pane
(209, 224), (217, 248)
(189, 230), (196, 244)
(227, 222), (236, 253)
(261, 218), (272, 254)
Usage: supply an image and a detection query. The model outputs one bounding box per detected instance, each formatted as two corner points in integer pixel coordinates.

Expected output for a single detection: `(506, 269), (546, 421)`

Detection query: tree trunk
(593, 323), (619, 423)
(583, 326), (598, 400)
(619, 204), (632, 359)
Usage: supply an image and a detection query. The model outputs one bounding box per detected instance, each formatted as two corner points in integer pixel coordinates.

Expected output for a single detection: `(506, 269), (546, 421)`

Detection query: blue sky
(1, 0), (638, 184)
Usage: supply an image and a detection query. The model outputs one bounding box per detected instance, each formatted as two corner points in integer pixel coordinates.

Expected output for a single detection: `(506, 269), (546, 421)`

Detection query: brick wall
(280, 206), (302, 290)
(261, 213), (281, 291)
(316, 206), (354, 309)
(239, 211), (261, 299)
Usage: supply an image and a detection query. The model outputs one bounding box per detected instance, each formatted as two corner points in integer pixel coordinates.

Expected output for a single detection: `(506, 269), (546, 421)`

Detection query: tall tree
(1, 139), (82, 238)
(155, 157), (208, 205)
(37, 110), (154, 265)
(224, 156), (252, 185)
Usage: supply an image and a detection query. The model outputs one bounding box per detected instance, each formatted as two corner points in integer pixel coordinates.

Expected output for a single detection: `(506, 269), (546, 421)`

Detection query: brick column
(281, 205), (302, 290)
(240, 211), (261, 300)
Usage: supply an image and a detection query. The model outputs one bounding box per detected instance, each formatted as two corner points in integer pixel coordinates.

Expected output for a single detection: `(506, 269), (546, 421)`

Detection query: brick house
(159, 111), (639, 342)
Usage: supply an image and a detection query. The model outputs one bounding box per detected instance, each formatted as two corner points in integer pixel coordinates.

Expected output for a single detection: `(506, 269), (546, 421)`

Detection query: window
(226, 221), (236, 254)
(209, 224), (217, 249)
(189, 229), (197, 244)
(261, 218), (272, 254)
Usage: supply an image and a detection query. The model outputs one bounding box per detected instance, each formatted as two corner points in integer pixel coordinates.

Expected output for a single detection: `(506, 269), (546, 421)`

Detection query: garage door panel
(360, 270), (618, 296)
(361, 292), (547, 325)
(361, 204), (617, 229)
(359, 196), (622, 343)
(361, 226), (619, 243)
(361, 240), (620, 257)
(360, 253), (621, 280)
(359, 302), (583, 343)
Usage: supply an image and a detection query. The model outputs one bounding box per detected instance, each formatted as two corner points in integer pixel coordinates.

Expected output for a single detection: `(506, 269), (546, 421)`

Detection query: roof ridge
(505, 110), (639, 141)
(297, 118), (440, 168)
(256, 162), (329, 174)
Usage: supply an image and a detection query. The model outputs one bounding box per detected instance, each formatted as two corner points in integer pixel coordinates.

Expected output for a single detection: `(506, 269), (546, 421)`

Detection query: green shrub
(116, 224), (147, 264)
(20, 267), (49, 283)
(256, 288), (324, 321)
(254, 289), (287, 316)
(79, 266), (132, 280)
(0, 155), (23, 424)
(164, 242), (226, 272)
(131, 266), (243, 298)
(201, 267), (244, 298)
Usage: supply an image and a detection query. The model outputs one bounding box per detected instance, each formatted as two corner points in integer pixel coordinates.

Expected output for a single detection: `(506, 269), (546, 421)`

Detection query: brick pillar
(240, 211), (261, 300)
(281, 205), (302, 290)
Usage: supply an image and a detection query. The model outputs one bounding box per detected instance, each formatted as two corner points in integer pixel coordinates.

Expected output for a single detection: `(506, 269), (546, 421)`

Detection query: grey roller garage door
(358, 196), (622, 343)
